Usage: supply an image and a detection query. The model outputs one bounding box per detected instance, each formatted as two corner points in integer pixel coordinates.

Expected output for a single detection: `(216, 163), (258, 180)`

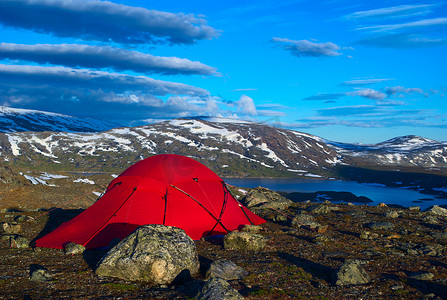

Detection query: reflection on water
(225, 178), (443, 210)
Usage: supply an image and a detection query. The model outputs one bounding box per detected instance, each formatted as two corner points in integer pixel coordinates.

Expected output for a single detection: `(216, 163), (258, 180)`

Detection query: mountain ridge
(0, 105), (120, 133)
(0, 107), (446, 177)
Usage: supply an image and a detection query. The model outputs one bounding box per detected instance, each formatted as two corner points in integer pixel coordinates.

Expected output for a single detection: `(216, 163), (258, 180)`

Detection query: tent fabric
(35, 154), (265, 249)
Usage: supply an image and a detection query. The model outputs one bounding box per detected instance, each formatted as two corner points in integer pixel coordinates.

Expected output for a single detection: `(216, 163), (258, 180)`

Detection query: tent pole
(169, 184), (230, 233)
(224, 183), (254, 225)
(82, 187), (137, 247)
(162, 188), (168, 225)
(205, 181), (229, 235)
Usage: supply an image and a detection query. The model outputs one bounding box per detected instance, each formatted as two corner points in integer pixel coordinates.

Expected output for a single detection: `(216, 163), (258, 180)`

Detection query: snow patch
(74, 178), (95, 184)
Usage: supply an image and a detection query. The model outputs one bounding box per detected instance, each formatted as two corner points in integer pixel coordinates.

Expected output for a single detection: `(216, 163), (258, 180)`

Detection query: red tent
(35, 154), (265, 249)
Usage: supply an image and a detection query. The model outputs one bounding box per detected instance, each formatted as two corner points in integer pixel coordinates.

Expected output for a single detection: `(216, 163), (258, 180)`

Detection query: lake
(224, 178), (445, 210)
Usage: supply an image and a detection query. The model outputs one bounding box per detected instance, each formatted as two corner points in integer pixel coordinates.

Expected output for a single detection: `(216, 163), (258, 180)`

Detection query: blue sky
(0, 0), (446, 143)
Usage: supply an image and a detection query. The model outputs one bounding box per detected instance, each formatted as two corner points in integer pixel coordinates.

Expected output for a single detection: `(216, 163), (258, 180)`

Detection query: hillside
(0, 106), (119, 133)
(0, 116), (446, 176)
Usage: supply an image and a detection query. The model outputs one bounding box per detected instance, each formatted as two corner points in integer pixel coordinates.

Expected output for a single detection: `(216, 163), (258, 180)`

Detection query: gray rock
(64, 242), (86, 255)
(307, 205), (333, 215)
(9, 235), (29, 248)
(273, 214), (287, 223)
(359, 231), (379, 240)
(365, 222), (394, 230)
(423, 215), (440, 224)
(223, 231), (267, 252)
(425, 205), (447, 217)
(30, 265), (53, 282)
(408, 272), (434, 281)
(313, 235), (331, 244)
(244, 186), (292, 210)
(431, 232), (447, 240)
(14, 215), (33, 222)
(409, 206), (421, 212)
(205, 259), (248, 280)
(196, 277), (244, 300)
(95, 225), (199, 285)
(335, 260), (371, 286)
(291, 213), (320, 229)
(240, 224), (261, 234)
(2, 222), (21, 234)
(384, 211), (399, 219)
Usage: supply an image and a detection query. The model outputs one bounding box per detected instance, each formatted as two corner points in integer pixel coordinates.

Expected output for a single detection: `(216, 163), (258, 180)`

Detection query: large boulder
(95, 224), (199, 285)
(244, 186), (292, 210)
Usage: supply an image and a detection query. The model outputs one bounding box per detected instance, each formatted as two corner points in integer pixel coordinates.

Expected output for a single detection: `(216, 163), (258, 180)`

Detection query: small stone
(313, 235), (331, 244)
(30, 265), (53, 282)
(334, 260), (371, 286)
(425, 205), (447, 216)
(384, 211), (399, 219)
(360, 231), (379, 240)
(365, 222), (394, 230)
(14, 215), (33, 222)
(291, 213), (320, 229)
(273, 214), (287, 223)
(409, 206), (421, 212)
(385, 233), (402, 239)
(10, 235), (29, 248)
(196, 277), (244, 300)
(64, 242), (86, 255)
(316, 225), (329, 233)
(390, 285), (404, 291)
(378, 203), (388, 207)
(205, 259), (248, 280)
(308, 205), (332, 215)
(223, 231), (267, 252)
(407, 249), (419, 255)
(408, 272), (434, 281)
(2, 222), (21, 234)
(423, 215), (439, 224)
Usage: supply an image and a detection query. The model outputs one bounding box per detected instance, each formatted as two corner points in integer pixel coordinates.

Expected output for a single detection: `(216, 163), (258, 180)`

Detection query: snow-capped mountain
(0, 115), (446, 178)
(0, 106), (119, 133)
(327, 135), (447, 168)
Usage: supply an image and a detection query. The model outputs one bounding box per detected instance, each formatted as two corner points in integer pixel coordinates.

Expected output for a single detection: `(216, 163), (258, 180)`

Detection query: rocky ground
(1, 186), (447, 299)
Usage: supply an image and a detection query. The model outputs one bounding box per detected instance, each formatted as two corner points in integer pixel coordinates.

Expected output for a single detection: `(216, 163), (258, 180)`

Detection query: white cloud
(341, 78), (393, 86)
(357, 18), (447, 33)
(0, 43), (218, 76)
(346, 4), (438, 20)
(272, 37), (342, 57)
(0, 0), (219, 45)
(346, 88), (387, 100)
(0, 64), (208, 96)
(237, 95), (257, 116)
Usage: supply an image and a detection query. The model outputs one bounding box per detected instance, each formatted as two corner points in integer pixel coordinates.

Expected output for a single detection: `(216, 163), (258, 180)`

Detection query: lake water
(224, 178), (445, 210)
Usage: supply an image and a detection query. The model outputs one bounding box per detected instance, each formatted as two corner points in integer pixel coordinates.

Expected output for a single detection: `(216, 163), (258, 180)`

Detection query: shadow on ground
(278, 252), (334, 284)
(31, 208), (84, 245)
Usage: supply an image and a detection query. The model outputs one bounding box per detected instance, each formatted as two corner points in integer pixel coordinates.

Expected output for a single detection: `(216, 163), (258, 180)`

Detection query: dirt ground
(1, 192), (447, 299)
